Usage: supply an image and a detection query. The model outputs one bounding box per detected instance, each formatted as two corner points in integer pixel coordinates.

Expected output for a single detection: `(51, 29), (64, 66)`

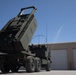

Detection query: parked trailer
(0, 6), (51, 73)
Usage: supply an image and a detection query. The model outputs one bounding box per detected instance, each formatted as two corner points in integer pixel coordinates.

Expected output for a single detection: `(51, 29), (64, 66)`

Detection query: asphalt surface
(0, 70), (76, 75)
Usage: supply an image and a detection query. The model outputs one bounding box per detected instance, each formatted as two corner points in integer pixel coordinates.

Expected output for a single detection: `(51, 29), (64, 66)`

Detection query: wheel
(11, 65), (19, 72)
(1, 63), (10, 73)
(34, 57), (41, 72)
(25, 56), (35, 72)
(45, 60), (51, 71)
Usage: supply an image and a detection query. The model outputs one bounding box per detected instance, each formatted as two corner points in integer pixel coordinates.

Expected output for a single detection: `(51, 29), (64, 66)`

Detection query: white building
(48, 42), (76, 70)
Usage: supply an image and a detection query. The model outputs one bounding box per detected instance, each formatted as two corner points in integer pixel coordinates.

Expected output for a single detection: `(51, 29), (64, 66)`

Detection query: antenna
(31, 35), (45, 44)
(46, 24), (48, 44)
(37, 35), (45, 44)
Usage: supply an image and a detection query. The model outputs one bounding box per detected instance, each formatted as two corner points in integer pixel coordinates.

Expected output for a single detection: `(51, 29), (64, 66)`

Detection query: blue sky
(0, 0), (76, 44)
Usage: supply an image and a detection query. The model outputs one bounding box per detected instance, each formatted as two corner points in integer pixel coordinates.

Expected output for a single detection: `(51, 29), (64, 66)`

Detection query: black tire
(45, 60), (51, 71)
(1, 63), (10, 73)
(25, 56), (35, 72)
(34, 57), (41, 72)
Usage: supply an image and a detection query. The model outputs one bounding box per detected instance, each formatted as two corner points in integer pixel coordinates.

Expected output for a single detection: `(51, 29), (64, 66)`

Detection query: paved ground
(0, 70), (76, 75)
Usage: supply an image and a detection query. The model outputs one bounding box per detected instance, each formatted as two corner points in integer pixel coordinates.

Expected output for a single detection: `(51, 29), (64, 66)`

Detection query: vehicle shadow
(0, 70), (42, 74)
(0, 70), (26, 74)
(0, 68), (45, 74)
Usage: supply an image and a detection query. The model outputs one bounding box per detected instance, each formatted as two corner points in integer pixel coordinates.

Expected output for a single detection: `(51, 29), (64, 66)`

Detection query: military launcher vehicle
(0, 6), (51, 73)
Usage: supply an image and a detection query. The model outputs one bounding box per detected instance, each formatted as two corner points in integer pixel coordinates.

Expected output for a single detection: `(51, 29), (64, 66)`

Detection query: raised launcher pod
(0, 6), (37, 53)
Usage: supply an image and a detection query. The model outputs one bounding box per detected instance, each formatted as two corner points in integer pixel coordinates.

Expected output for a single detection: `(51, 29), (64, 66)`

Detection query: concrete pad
(0, 70), (76, 75)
